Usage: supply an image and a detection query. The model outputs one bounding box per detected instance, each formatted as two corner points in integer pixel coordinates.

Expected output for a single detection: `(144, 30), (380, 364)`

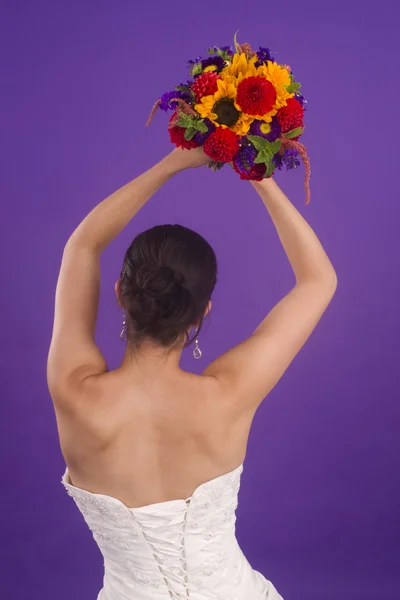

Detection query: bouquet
(147, 34), (311, 203)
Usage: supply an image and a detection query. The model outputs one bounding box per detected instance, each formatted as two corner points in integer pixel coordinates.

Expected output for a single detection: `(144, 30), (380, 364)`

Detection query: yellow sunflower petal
(230, 113), (254, 136)
(222, 52), (258, 79)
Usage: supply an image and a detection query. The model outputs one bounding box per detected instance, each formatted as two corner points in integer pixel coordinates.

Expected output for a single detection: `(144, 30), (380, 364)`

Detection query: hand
(167, 146), (211, 172)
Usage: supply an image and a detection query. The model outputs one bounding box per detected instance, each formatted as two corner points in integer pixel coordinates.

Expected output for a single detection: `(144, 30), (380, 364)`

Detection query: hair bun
(131, 264), (194, 328)
(135, 265), (184, 294)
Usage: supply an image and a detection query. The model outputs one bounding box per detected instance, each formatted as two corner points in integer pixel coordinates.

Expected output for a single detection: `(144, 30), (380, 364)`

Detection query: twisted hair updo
(119, 224), (217, 349)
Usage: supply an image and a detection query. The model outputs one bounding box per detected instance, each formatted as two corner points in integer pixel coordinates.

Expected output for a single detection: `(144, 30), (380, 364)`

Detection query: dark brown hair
(119, 224), (217, 349)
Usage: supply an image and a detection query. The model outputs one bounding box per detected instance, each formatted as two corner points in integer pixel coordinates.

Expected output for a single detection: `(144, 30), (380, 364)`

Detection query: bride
(47, 146), (337, 599)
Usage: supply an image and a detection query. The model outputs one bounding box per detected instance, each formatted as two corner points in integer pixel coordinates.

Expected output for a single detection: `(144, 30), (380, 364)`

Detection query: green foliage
(248, 136), (282, 156)
(177, 113), (208, 140)
(269, 140), (282, 154)
(184, 128), (196, 141)
(207, 46), (232, 61)
(190, 62), (203, 77)
(287, 81), (301, 93)
(264, 159), (275, 178)
(174, 84), (192, 93)
(254, 150), (270, 164)
(285, 126), (304, 139)
(247, 135), (267, 152)
(233, 30), (240, 54)
(248, 135), (281, 175)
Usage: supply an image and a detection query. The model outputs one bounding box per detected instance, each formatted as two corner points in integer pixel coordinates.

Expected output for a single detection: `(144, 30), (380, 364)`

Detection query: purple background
(1, 1), (399, 599)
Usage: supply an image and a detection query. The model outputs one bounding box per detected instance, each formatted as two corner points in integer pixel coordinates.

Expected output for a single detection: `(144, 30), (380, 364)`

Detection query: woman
(48, 146), (337, 600)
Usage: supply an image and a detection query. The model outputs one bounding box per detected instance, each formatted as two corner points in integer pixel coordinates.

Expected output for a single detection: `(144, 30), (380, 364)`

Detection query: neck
(119, 337), (185, 378)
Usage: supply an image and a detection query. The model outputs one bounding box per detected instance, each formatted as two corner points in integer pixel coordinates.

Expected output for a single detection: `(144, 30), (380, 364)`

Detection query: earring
(193, 338), (202, 359)
(120, 311), (128, 341)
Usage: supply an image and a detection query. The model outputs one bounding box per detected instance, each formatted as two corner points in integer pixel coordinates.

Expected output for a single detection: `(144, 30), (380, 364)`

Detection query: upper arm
(47, 240), (108, 404)
(203, 276), (337, 410)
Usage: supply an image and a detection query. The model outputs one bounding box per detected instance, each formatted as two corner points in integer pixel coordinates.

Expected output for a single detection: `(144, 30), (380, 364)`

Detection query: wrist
(160, 151), (185, 176)
(251, 177), (273, 189)
(156, 152), (183, 177)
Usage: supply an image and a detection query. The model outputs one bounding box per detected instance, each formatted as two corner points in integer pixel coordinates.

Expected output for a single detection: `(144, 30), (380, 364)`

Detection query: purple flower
(295, 93), (308, 109)
(249, 117), (281, 142)
(159, 90), (191, 112)
(255, 46), (275, 67)
(273, 148), (300, 171)
(208, 45), (234, 56)
(220, 45), (234, 55)
(201, 55), (225, 72)
(193, 118), (216, 145)
(233, 141), (257, 174)
(187, 56), (202, 66)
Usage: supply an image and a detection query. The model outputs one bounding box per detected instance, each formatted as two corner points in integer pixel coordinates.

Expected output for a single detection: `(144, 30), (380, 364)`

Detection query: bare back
(55, 367), (253, 509)
(49, 168), (337, 512)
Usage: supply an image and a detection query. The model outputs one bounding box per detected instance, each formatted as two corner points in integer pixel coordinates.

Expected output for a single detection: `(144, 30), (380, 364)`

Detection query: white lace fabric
(61, 463), (283, 600)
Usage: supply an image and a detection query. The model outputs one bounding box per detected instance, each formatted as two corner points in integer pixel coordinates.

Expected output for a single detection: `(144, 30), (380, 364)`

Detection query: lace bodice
(61, 463), (283, 600)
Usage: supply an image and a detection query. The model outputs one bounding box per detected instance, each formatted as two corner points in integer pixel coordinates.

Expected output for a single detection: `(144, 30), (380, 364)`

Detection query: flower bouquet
(147, 34), (311, 203)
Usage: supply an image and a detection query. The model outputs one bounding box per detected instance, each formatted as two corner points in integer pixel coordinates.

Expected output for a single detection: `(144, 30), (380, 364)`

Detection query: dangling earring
(120, 311), (128, 341)
(193, 338), (202, 359)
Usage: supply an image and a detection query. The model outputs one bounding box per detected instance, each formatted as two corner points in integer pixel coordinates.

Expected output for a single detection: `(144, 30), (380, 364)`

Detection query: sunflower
(222, 52), (258, 82)
(194, 75), (255, 136)
(195, 78), (235, 119)
(223, 54), (293, 123)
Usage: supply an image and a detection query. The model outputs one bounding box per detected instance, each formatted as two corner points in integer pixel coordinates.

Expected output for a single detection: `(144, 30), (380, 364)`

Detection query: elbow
(323, 268), (338, 297)
(297, 266), (338, 292)
(328, 264), (338, 288)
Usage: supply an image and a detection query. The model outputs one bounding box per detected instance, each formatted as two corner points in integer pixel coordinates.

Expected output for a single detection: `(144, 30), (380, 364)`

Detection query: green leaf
(233, 30), (240, 54)
(286, 82), (301, 94)
(247, 135), (270, 152)
(174, 84), (191, 93)
(184, 127), (196, 141)
(178, 114), (194, 127)
(196, 120), (208, 133)
(177, 115), (192, 128)
(190, 62), (203, 77)
(254, 150), (270, 164)
(248, 136), (282, 156)
(177, 114), (208, 134)
(269, 140), (282, 154)
(265, 159), (275, 178)
(285, 126), (304, 139)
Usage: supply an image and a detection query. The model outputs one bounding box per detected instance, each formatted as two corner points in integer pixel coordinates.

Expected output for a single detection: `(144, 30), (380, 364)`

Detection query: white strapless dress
(61, 463), (283, 600)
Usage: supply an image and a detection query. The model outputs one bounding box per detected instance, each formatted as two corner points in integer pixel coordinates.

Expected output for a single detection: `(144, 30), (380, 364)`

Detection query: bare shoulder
(52, 370), (125, 436)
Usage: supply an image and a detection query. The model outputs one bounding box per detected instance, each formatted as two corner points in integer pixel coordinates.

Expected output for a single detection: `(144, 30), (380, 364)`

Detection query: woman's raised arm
(204, 177), (337, 412)
(47, 147), (209, 406)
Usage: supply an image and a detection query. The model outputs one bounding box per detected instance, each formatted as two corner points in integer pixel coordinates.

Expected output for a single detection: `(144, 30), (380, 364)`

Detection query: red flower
(233, 162), (268, 181)
(169, 114), (201, 150)
(191, 72), (220, 101)
(277, 98), (304, 133)
(203, 127), (240, 162)
(236, 76), (277, 116)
